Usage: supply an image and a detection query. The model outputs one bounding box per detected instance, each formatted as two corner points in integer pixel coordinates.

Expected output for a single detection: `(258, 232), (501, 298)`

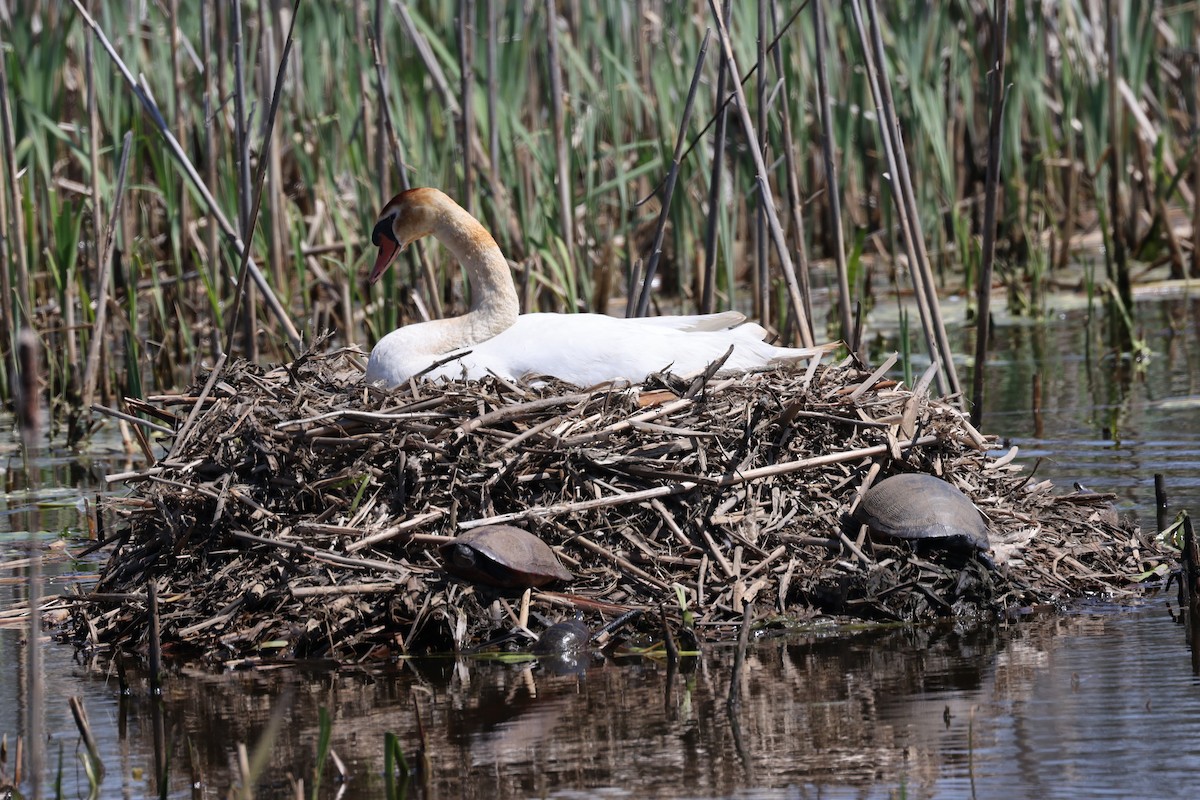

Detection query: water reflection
(5, 604), (1199, 799)
(978, 295), (1200, 520)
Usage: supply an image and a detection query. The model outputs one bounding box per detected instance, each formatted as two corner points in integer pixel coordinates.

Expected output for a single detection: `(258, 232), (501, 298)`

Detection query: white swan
(365, 188), (826, 387)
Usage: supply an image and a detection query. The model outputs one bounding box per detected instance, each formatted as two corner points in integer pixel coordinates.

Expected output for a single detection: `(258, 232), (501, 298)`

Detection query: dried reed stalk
(69, 0), (303, 351)
(545, 0), (575, 278)
(971, 0), (1009, 427)
(635, 30), (711, 317)
(81, 132), (134, 415)
(701, 0), (733, 315)
(812, 0), (852, 349)
(706, 0), (814, 347)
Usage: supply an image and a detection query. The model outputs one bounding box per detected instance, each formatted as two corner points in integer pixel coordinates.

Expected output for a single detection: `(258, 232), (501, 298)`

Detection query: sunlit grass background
(0, 1), (1193, 439)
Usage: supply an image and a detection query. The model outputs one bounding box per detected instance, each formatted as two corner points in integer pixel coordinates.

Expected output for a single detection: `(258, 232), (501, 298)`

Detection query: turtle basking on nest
(853, 473), (994, 567)
(440, 525), (573, 588)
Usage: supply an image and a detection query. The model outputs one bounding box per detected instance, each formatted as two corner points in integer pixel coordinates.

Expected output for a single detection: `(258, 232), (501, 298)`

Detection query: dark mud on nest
(68, 349), (1167, 665)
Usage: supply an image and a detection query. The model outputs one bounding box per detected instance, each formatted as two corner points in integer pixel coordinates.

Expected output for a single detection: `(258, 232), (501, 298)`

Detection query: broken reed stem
(659, 605), (679, 666)
(91, 403), (174, 435)
(68, 696), (104, 780)
(17, 328), (43, 800)
(1181, 513), (1200, 673)
(1155, 473), (1169, 535)
(727, 601), (753, 707)
(454, 433), (939, 533)
(635, 29), (712, 317)
(222, 0), (302, 359)
(970, 0), (1009, 428)
(169, 0), (192, 297)
(0, 30), (30, 335)
(68, 0), (303, 352)
(572, 535), (672, 591)
(148, 580), (162, 694)
(812, 0), (853, 350)
(712, 434), (939, 486)
(164, 353), (228, 461)
(231, 0), (251, 235)
(700, 0), (732, 315)
(1105, 0), (1133, 348)
(705, 0), (814, 348)
(1194, 47), (1200, 278)
(81, 132), (134, 416)
(545, 0), (575, 279)
(460, 482), (700, 529)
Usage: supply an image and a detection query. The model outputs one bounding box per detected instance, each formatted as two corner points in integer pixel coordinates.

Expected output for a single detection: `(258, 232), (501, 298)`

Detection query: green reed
(0, 2), (1193, 431)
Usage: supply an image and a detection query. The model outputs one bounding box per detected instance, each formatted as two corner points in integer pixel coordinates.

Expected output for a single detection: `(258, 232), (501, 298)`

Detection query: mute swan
(365, 188), (825, 387)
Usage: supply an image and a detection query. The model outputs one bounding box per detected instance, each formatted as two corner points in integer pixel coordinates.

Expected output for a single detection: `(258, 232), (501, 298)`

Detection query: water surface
(3, 294), (1200, 798)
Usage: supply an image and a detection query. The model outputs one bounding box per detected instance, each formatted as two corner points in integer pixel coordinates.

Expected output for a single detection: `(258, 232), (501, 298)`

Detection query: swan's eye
(371, 215), (399, 247)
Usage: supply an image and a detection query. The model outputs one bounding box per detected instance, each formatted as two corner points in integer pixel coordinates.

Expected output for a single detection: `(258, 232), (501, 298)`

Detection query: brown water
(4, 603), (1200, 799)
(3, 294), (1200, 798)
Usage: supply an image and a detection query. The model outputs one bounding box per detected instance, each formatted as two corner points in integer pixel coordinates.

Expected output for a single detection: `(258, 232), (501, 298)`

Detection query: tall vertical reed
(971, 0), (1009, 427)
(0, 1), (1191, 421)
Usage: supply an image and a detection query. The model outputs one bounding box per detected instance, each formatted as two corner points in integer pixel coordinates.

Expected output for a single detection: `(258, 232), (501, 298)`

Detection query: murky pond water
(3, 294), (1200, 798)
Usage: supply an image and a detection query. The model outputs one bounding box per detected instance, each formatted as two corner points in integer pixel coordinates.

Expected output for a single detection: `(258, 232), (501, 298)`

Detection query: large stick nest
(71, 349), (1166, 665)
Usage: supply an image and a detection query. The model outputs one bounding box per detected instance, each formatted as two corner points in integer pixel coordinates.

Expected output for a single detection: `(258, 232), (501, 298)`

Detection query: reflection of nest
(70, 350), (1165, 663)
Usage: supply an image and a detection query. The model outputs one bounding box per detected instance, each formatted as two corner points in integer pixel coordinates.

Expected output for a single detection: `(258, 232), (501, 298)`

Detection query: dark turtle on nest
(532, 619), (592, 655)
(853, 473), (993, 562)
(440, 525), (573, 588)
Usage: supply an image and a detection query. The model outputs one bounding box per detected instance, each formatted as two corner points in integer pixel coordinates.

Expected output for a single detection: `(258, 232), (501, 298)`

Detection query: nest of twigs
(70, 348), (1166, 665)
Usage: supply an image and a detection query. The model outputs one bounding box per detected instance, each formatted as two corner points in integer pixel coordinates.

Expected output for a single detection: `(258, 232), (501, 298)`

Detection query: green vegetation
(0, 2), (1194, 436)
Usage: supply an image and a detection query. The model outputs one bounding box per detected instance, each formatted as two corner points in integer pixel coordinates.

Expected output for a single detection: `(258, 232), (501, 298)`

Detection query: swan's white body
(364, 188), (823, 388)
(366, 310), (822, 386)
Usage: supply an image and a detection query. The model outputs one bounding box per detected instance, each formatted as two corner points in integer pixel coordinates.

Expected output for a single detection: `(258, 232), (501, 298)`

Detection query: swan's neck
(431, 204), (518, 346)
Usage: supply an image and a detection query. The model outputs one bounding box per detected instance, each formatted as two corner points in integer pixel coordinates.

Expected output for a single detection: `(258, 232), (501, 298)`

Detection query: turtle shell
(440, 525), (572, 588)
(532, 619), (591, 655)
(853, 473), (990, 552)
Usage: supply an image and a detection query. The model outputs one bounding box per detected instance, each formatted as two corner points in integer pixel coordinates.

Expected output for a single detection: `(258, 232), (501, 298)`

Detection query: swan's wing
(425, 314), (832, 387)
(622, 311), (746, 332)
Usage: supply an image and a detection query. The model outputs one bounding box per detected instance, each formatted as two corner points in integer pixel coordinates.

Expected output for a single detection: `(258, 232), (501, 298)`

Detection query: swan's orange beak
(369, 214), (401, 284)
(370, 237), (399, 284)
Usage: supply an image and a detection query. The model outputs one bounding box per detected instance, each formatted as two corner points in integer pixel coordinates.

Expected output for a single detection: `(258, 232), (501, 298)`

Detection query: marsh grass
(0, 1), (1196, 432)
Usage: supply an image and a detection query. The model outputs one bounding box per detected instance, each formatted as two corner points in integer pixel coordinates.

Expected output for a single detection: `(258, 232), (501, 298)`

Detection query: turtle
(439, 525), (573, 588)
(532, 619), (592, 655)
(853, 473), (992, 560)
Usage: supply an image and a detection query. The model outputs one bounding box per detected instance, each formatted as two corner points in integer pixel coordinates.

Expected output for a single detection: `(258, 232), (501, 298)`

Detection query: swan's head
(369, 188), (444, 283)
